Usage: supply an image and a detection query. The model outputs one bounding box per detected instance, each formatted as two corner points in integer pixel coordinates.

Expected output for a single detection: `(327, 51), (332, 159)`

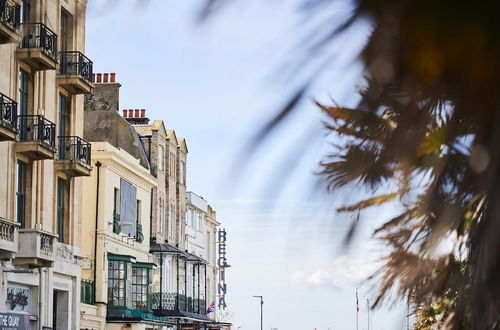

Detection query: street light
(252, 295), (263, 330)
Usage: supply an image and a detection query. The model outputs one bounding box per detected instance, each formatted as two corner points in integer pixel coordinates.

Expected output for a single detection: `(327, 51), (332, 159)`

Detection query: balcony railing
(20, 23), (57, 60)
(0, 92), (17, 140)
(59, 51), (93, 83)
(0, 0), (20, 31)
(18, 115), (55, 149)
(0, 217), (19, 259)
(151, 293), (206, 315)
(57, 136), (91, 165)
(15, 229), (57, 267)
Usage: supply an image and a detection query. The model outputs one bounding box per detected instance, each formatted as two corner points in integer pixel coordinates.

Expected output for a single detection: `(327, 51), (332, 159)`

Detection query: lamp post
(253, 295), (263, 330)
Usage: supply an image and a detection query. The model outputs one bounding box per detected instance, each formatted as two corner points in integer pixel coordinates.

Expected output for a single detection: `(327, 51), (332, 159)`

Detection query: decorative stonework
(55, 243), (74, 262)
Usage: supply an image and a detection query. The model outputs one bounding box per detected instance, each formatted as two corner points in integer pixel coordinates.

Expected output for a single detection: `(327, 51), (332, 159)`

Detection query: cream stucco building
(0, 0), (93, 328)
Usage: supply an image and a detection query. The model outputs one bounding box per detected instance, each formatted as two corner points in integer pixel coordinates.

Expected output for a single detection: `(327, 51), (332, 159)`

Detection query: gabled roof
(177, 137), (188, 153)
(151, 120), (167, 137)
(165, 129), (179, 146)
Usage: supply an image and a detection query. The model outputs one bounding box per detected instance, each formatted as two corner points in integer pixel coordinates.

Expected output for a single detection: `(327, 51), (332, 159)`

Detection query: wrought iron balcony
(152, 293), (207, 317)
(54, 136), (92, 176)
(58, 51), (93, 94)
(0, 92), (17, 141)
(16, 115), (56, 160)
(0, 217), (20, 260)
(17, 23), (57, 70)
(0, 0), (20, 44)
(14, 229), (57, 268)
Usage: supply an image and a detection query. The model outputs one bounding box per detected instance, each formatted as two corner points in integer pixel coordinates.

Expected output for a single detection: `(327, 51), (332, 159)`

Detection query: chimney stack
(121, 108), (150, 125)
(92, 72), (117, 84)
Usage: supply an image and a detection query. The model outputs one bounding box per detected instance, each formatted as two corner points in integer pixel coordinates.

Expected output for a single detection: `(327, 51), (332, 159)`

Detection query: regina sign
(217, 228), (230, 309)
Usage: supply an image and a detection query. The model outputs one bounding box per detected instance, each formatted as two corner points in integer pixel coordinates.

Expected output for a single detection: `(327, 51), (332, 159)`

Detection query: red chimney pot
(140, 109), (145, 118)
(110, 73), (116, 83)
(135, 109), (140, 118)
(122, 110), (127, 118)
(128, 109), (134, 117)
(96, 73), (102, 83)
(103, 73), (109, 83)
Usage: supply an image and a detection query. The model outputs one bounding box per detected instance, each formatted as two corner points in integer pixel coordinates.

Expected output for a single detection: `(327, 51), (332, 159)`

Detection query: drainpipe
(93, 161), (101, 303)
(150, 188), (153, 241)
(204, 264), (207, 313)
(176, 254), (179, 309)
(159, 253), (163, 310)
(184, 259), (187, 311)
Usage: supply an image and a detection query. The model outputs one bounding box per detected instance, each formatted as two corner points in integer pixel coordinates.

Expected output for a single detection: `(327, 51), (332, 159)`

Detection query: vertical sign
(217, 228), (230, 309)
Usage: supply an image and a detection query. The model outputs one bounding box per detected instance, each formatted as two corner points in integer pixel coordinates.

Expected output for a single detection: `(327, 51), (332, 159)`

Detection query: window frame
(16, 161), (26, 228)
(107, 259), (127, 308)
(131, 265), (152, 311)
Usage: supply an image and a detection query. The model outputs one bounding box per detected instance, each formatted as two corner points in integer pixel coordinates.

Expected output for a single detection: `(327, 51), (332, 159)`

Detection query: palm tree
(202, 0), (499, 328)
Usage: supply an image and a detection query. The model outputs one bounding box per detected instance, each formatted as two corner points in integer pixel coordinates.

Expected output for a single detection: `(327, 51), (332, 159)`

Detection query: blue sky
(86, 1), (408, 329)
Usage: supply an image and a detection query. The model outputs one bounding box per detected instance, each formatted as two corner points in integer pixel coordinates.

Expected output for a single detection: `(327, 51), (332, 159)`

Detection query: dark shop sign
(0, 312), (30, 330)
(217, 228), (230, 309)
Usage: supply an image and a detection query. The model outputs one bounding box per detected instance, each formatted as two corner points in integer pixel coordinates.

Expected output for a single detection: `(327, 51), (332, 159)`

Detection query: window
(186, 208), (193, 227)
(161, 259), (170, 292)
(113, 188), (120, 215)
(136, 200), (143, 243)
(20, 0), (31, 24)
(207, 231), (211, 260)
(157, 198), (163, 233)
(108, 260), (127, 307)
(56, 178), (69, 243)
(58, 94), (70, 136)
(132, 266), (151, 311)
(169, 152), (175, 178)
(16, 161), (27, 228)
(168, 203), (174, 238)
(60, 10), (71, 52)
(196, 212), (203, 231)
(18, 70), (29, 117)
(136, 200), (141, 224)
(158, 145), (164, 171)
(81, 280), (94, 305)
(179, 161), (185, 184)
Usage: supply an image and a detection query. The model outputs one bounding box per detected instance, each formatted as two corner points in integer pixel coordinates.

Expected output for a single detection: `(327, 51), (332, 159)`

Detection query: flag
(207, 301), (216, 314)
(356, 288), (359, 312)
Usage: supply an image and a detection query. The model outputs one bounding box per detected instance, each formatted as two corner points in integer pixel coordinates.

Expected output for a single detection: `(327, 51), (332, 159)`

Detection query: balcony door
(56, 177), (69, 243)
(16, 161), (26, 228)
(58, 93), (70, 159)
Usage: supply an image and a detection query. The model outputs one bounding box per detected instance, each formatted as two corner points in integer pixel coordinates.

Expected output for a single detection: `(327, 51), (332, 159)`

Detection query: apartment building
(80, 73), (171, 329)
(126, 112), (230, 330)
(0, 0), (93, 328)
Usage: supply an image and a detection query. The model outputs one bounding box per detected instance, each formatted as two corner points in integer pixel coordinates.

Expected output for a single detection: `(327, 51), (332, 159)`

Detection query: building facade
(80, 73), (174, 329)
(0, 0), (93, 328)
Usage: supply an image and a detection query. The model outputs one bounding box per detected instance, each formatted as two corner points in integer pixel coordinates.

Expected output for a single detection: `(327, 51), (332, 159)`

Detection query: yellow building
(80, 73), (175, 329)
(0, 0), (93, 328)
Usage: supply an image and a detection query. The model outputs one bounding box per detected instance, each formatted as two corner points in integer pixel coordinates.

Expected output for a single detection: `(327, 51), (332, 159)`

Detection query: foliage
(311, 0), (500, 328)
(202, 0), (500, 328)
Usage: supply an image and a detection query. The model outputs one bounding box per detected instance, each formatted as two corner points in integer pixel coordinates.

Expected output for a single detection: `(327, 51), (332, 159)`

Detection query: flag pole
(356, 288), (359, 330)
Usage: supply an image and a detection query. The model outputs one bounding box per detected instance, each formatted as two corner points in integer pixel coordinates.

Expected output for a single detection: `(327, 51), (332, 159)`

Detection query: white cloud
(291, 255), (381, 288)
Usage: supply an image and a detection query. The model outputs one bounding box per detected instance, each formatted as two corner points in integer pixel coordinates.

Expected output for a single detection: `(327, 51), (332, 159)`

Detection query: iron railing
(151, 292), (206, 315)
(59, 51), (93, 83)
(17, 115), (55, 149)
(57, 135), (91, 166)
(0, 0), (20, 31)
(20, 22), (57, 60)
(0, 92), (17, 131)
